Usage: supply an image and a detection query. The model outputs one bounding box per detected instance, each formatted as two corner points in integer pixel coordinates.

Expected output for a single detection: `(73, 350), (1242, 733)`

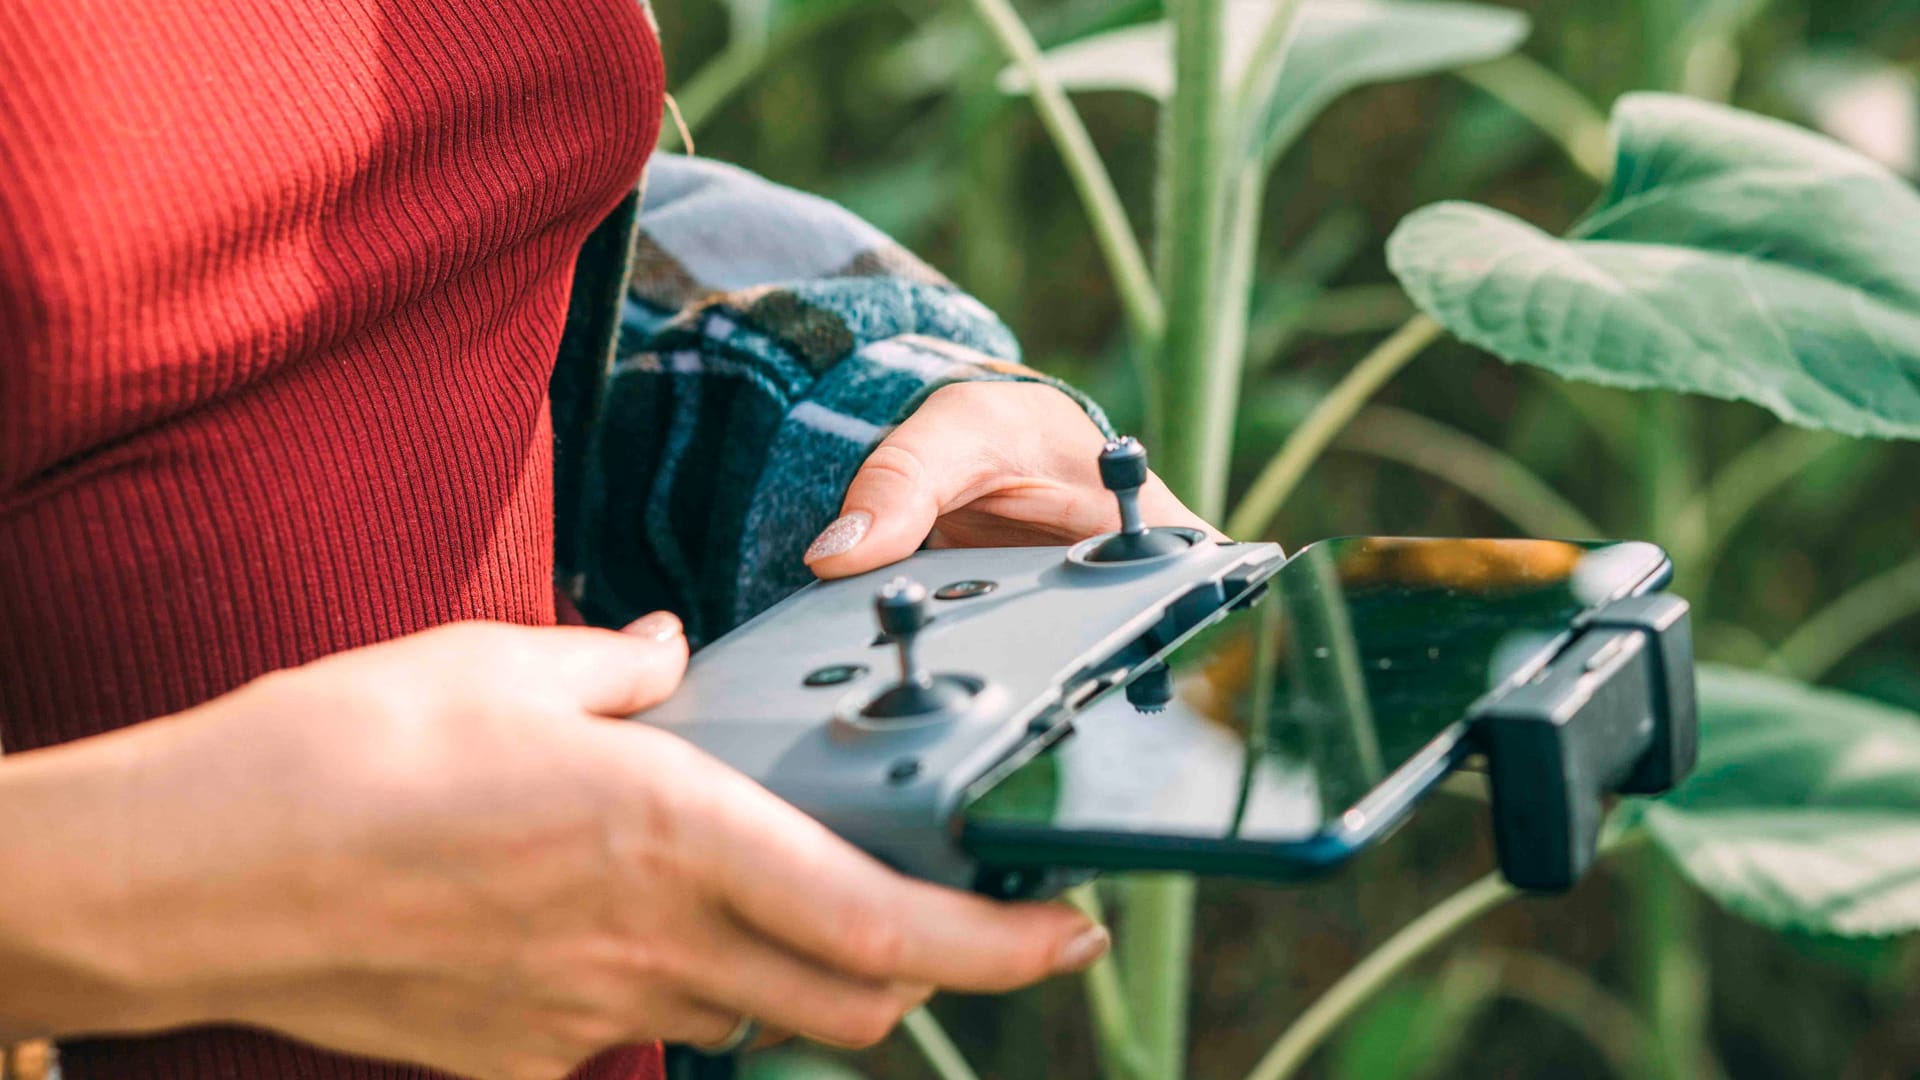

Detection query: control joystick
(1084, 437), (1197, 563)
(862, 577), (978, 719)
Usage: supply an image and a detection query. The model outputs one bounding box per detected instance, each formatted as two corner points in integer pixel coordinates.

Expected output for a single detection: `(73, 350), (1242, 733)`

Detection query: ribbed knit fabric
(0, 1), (664, 1077)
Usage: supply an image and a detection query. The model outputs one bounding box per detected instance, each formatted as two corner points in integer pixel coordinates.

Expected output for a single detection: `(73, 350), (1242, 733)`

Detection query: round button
(933, 579), (997, 600)
(803, 663), (868, 687)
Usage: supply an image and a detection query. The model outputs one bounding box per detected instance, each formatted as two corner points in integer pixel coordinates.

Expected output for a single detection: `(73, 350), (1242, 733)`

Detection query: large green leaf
(998, 0), (1527, 160)
(1641, 665), (1920, 937)
(1388, 93), (1920, 440)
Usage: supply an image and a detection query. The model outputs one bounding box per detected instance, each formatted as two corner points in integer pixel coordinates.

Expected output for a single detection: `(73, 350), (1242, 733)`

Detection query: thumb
(805, 442), (963, 579)
(518, 614), (689, 717)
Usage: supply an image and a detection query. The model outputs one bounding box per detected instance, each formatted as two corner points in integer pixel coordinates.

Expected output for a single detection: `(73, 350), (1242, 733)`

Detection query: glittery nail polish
(628, 610), (683, 642)
(805, 511), (871, 562)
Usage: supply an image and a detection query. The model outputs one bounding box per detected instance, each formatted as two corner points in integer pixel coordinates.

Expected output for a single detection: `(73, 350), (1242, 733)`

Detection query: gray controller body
(634, 536), (1285, 890)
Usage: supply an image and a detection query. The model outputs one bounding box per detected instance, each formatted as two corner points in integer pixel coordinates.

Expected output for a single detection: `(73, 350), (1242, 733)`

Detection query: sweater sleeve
(575, 154), (1111, 642)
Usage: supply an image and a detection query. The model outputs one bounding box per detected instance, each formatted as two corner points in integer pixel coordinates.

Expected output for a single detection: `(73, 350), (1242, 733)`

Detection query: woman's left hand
(804, 382), (1219, 579)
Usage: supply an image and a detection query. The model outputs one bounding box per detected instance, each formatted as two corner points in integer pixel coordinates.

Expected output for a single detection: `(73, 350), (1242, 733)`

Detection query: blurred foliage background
(651, 1), (1920, 1077)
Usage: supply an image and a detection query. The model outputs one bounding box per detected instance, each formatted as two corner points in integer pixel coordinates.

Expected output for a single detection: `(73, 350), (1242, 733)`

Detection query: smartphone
(957, 536), (1673, 883)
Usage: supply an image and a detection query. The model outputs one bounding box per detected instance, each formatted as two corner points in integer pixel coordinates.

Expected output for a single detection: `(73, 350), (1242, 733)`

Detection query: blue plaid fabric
(573, 156), (1110, 643)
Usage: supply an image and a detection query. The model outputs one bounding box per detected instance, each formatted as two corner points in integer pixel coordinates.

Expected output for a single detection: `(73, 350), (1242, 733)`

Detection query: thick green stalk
(1154, 0), (1232, 518)
(1204, 164), (1267, 450)
(1226, 315), (1443, 539)
(1118, 874), (1197, 1080)
(1116, 6), (1233, 1074)
(1337, 405), (1604, 539)
(1629, 850), (1721, 1080)
(901, 1007), (983, 1080)
(1242, 872), (1519, 1080)
(1629, 399), (1717, 1080)
(1067, 885), (1154, 1080)
(962, 0), (1165, 358)
(1771, 554), (1920, 682)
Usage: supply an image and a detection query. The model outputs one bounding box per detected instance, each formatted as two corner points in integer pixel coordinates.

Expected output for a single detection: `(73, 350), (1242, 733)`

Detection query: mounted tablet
(958, 536), (1689, 893)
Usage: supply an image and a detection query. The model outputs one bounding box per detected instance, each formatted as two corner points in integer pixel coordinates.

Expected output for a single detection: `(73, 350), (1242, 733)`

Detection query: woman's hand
(803, 382), (1217, 577)
(0, 619), (1106, 1080)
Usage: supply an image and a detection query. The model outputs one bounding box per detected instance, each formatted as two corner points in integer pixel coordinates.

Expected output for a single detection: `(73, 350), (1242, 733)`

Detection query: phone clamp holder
(1476, 592), (1697, 891)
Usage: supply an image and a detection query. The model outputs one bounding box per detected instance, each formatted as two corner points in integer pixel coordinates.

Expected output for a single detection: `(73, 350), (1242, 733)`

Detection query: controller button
(933, 579), (996, 600)
(803, 663), (868, 687)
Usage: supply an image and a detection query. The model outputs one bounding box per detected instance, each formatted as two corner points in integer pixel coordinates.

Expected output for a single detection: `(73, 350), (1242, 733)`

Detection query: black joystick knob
(1085, 437), (1196, 563)
(1125, 662), (1175, 714)
(863, 577), (976, 719)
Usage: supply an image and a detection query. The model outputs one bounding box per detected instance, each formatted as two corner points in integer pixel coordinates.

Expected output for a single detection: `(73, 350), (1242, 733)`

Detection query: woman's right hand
(0, 618), (1107, 1080)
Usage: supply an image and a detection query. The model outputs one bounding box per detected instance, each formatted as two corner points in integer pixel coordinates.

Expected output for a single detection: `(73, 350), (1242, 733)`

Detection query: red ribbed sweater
(0, 1), (664, 1077)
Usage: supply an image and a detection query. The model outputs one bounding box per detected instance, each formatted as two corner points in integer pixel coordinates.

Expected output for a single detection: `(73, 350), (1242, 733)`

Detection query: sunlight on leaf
(997, 0), (1527, 160)
(1387, 93), (1920, 440)
(1641, 665), (1920, 937)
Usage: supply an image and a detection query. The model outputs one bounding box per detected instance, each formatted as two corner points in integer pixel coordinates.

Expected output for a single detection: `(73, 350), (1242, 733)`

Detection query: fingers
(803, 440), (969, 579)
(696, 769), (1107, 992)
(674, 913), (934, 1049)
(803, 383), (1224, 577)
(805, 382), (1092, 579)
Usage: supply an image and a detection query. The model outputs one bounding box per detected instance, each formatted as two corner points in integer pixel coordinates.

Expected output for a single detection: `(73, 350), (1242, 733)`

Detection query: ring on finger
(702, 1016), (759, 1055)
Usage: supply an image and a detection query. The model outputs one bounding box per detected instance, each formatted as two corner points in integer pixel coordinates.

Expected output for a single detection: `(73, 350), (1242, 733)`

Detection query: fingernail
(626, 610), (683, 643)
(805, 511), (871, 563)
(1054, 925), (1110, 973)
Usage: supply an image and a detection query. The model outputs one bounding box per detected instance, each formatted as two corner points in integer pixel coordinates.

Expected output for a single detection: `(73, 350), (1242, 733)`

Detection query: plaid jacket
(551, 155), (1109, 645)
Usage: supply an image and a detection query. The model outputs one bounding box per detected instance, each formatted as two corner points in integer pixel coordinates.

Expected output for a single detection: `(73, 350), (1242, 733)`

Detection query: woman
(0, 1), (1210, 1078)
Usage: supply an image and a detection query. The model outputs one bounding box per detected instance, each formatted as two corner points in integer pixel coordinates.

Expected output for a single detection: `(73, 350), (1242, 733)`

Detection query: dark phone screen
(961, 537), (1667, 852)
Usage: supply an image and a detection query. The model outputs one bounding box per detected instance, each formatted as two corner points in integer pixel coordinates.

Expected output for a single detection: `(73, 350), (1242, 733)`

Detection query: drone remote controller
(633, 438), (1697, 897)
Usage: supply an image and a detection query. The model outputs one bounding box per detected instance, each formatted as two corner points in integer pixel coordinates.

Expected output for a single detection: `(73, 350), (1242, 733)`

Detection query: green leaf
(997, 0), (1528, 159)
(1387, 93), (1920, 440)
(1640, 665), (1920, 937)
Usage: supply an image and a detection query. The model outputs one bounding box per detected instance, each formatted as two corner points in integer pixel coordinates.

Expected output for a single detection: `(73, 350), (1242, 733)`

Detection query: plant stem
(1229, 0), (1306, 164)
(1118, 874), (1197, 1080)
(1670, 426), (1849, 595)
(1771, 554), (1920, 682)
(1629, 848), (1722, 1080)
(1338, 405), (1604, 539)
(1242, 871), (1519, 1080)
(1067, 884), (1154, 1080)
(1226, 315), (1443, 539)
(1123, 6), (1235, 1062)
(1642, 397), (1694, 544)
(1204, 163), (1267, 455)
(901, 1007), (983, 1080)
(963, 0), (1165, 356)
(1528, 372), (1639, 465)
(1456, 55), (1613, 184)
(1472, 948), (1662, 1079)
(1155, 0), (1232, 516)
